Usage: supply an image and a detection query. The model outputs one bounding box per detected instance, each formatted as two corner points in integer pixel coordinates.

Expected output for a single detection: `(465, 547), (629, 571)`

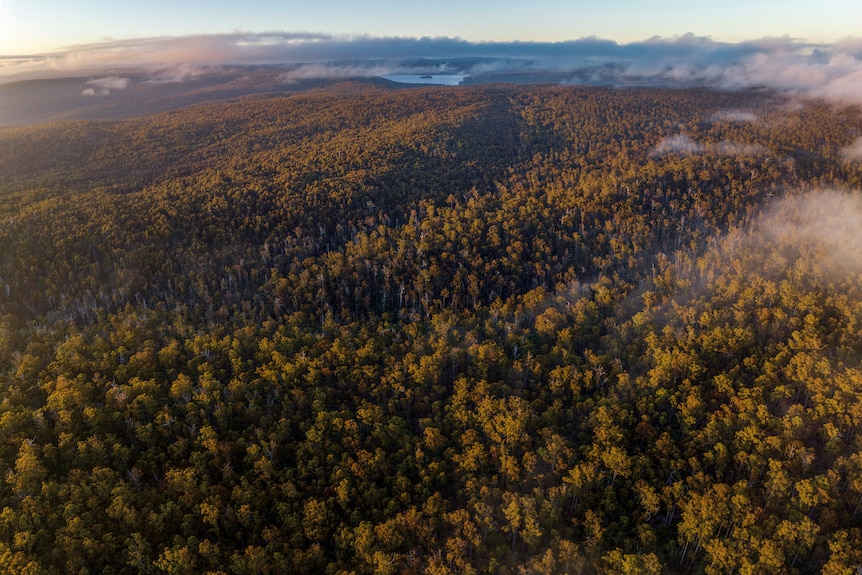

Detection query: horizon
(2, 0), (861, 63)
(2, 0), (860, 56)
(2, 32), (862, 109)
(2, 2), (862, 122)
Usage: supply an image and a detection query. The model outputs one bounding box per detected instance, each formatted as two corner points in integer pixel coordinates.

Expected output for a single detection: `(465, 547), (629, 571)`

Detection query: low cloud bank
(81, 76), (130, 96)
(3, 33), (862, 104)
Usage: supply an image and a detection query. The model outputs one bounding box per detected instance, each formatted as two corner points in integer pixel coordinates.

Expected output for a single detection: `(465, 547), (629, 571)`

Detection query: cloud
(842, 138), (862, 162)
(715, 47), (862, 101)
(652, 134), (701, 156)
(762, 190), (862, 276)
(81, 75), (130, 96)
(145, 64), (219, 84)
(278, 58), (477, 82)
(2, 32), (862, 105)
(712, 109), (759, 122)
(279, 62), (429, 82)
(652, 134), (768, 157)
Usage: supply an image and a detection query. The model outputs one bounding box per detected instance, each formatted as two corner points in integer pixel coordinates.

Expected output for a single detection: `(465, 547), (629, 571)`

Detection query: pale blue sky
(0, 0), (859, 55)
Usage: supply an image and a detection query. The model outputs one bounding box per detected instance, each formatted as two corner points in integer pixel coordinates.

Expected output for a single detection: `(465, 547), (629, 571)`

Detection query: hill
(0, 68), (394, 126)
(1, 83), (862, 574)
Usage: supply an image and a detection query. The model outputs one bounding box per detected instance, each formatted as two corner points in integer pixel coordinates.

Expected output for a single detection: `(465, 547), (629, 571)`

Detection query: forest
(1, 82), (862, 574)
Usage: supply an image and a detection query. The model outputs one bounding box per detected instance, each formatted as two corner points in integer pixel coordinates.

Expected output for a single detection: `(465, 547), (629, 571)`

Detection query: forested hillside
(1, 83), (862, 574)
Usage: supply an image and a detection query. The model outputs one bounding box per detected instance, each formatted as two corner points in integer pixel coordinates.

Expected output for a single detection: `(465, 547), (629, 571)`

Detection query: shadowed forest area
(1, 83), (862, 574)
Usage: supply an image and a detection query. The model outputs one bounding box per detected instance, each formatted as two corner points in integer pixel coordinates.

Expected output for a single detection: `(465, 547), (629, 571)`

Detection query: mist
(2, 33), (862, 105)
(80, 76), (130, 96)
(760, 190), (862, 277)
(651, 135), (768, 157)
(651, 135), (701, 156)
(712, 109), (759, 122)
(841, 138), (862, 162)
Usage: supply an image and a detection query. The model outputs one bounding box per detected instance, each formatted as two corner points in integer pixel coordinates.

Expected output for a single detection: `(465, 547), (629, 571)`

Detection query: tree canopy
(1, 83), (862, 574)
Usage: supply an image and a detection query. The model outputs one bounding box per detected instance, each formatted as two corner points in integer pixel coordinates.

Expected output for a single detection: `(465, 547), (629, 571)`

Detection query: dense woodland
(1, 82), (862, 574)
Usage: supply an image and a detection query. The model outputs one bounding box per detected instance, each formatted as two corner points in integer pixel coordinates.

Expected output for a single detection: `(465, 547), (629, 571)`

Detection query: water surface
(381, 74), (467, 86)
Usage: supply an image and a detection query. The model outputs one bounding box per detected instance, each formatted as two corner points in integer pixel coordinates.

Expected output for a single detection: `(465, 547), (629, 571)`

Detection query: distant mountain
(0, 67), (353, 125)
(0, 58), (722, 126)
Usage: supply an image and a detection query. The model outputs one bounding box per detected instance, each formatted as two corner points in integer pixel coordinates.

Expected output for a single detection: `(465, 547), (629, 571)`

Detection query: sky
(1, 0), (862, 106)
(1, 0), (860, 56)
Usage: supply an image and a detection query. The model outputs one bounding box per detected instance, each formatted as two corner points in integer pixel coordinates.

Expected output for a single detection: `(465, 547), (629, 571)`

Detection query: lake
(381, 74), (467, 86)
